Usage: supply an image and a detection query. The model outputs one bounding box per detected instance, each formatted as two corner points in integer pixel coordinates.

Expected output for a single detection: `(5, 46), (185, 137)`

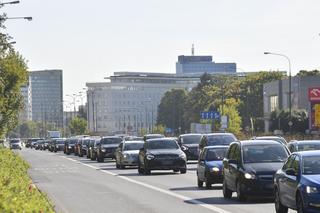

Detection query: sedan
(115, 140), (144, 169)
(197, 146), (228, 189)
(138, 138), (187, 175)
(178, 133), (202, 160)
(274, 151), (320, 213)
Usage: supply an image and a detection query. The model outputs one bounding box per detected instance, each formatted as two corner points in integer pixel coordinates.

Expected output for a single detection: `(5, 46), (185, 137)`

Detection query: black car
(143, 134), (165, 141)
(64, 138), (77, 154)
(251, 136), (287, 146)
(35, 140), (44, 150)
(287, 140), (320, 153)
(178, 133), (202, 160)
(96, 136), (123, 162)
(138, 138), (187, 175)
(115, 140), (144, 169)
(26, 138), (42, 148)
(199, 133), (237, 153)
(78, 137), (91, 157)
(222, 140), (290, 201)
(52, 138), (66, 152)
(90, 139), (101, 161)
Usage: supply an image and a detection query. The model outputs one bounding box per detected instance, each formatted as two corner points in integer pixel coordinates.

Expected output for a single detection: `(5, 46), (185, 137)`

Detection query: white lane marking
(60, 156), (231, 213)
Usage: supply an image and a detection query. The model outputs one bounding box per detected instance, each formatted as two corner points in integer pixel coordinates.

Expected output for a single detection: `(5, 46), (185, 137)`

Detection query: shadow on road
(184, 196), (274, 206)
(170, 185), (222, 191)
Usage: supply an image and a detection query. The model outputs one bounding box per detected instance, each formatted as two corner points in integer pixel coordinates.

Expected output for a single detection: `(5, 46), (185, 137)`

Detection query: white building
(20, 76), (32, 121)
(86, 72), (199, 135)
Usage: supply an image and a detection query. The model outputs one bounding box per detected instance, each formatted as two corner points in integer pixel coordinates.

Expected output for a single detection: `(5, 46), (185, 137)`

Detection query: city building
(86, 72), (200, 135)
(263, 75), (320, 132)
(19, 76), (32, 121)
(29, 70), (63, 128)
(176, 55), (236, 76)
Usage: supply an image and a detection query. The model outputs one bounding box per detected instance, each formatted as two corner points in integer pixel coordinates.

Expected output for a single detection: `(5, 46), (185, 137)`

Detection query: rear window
(147, 140), (179, 150)
(303, 156), (320, 175)
(101, 138), (122, 145)
(10, 140), (20, 144)
(206, 148), (228, 161)
(207, 135), (236, 146)
(243, 145), (288, 163)
(124, 142), (144, 151)
(298, 143), (320, 151)
(181, 135), (201, 144)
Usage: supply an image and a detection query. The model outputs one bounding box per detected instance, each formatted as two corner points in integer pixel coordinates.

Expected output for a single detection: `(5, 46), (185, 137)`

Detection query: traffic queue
(25, 133), (320, 213)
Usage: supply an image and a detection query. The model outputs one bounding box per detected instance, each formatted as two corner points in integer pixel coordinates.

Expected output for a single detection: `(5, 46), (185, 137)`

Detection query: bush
(0, 147), (54, 212)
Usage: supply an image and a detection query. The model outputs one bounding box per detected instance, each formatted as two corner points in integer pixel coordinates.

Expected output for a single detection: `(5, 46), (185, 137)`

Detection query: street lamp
(264, 51), (292, 133)
(1, 16), (32, 21)
(0, 1), (20, 6)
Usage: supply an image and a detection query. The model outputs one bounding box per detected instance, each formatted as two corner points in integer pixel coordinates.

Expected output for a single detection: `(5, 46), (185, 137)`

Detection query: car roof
(204, 145), (229, 149)
(294, 140), (320, 144)
(296, 150), (320, 157)
(180, 133), (202, 137)
(254, 136), (283, 139)
(146, 138), (176, 142)
(101, 136), (122, 139)
(238, 140), (284, 146)
(124, 140), (144, 144)
(205, 133), (235, 136)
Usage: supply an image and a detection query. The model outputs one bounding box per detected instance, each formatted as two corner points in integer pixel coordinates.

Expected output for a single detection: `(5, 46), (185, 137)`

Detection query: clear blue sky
(3, 0), (320, 102)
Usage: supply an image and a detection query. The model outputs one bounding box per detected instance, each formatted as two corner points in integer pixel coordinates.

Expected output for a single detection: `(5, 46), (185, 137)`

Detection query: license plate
(162, 160), (173, 165)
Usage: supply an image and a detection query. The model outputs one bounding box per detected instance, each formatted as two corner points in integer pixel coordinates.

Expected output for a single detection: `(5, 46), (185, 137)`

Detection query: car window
(302, 156), (320, 175)
(123, 143), (144, 151)
(298, 143), (320, 151)
(206, 148), (228, 161)
(227, 144), (237, 160)
(282, 154), (295, 170)
(243, 144), (288, 163)
(292, 155), (300, 175)
(207, 135), (236, 146)
(181, 135), (202, 144)
(146, 140), (179, 150)
(101, 138), (122, 145)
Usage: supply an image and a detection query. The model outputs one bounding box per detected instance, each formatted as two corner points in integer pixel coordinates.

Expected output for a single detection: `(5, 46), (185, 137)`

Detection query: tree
(68, 117), (87, 135)
(270, 109), (308, 133)
(296, 70), (320, 77)
(219, 98), (242, 134)
(157, 89), (188, 135)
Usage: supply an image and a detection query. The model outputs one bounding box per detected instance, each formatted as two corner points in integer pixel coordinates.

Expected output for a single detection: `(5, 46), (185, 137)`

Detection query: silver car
(115, 140), (144, 169)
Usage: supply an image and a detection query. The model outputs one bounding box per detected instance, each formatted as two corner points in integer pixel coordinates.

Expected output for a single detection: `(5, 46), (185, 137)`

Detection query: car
(35, 140), (44, 150)
(222, 140), (290, 201)
(52, 138), (66, 152)
(64, 138), (77, 155)
(9, 138), (22, 150)
(287, 140), (320, 153)
(25, 138), (42, 148)
(90, 139), (101, 161)
(115, 140), (144, 169)
(197, 145), (229, 189)
(87, 138), (95, 159)
(78, 137), (91, 157)
(143, 134), (165, 141)
(124, 136), (143, 141)
(274, 151), (320, 213)
(199, 133), (237, 153)
(138, 138), (187, 175)
(96, 136), (123, 162)
(178, 133), (202, 160)
(251, 136), (287, 146)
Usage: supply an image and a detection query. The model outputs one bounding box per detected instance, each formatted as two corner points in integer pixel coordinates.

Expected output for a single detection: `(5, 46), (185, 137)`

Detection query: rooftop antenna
(191, 43), (194, 56)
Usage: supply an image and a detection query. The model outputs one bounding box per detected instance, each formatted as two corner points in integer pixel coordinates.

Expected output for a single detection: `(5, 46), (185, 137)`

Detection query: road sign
(200, 111), (220, 120)
(165, 128), (173, 133)
(221, 115), (228, 129)
(309, 87), (320, 102)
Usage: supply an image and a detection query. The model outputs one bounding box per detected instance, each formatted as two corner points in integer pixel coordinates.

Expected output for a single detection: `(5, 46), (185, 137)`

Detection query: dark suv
(96, 136), (123, 162)
(222, 140), (290, 201)
(199, 133), (237, 153)
(178, 133), (202, 160)
(138, 138), (187, 175)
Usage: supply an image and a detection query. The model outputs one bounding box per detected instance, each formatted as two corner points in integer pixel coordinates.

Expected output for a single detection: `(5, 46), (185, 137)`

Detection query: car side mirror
(286, 168), (296, 176)
(228, 159), (238, 165)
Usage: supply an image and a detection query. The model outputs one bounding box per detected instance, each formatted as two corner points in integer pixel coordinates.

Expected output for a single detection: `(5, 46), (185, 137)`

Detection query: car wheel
(173, 169), (179, 173)
(143, 162), (150, 175)
(296, 193), (305, 213)
(274, 188), (288, 213)
(120, 164), (125, 169)
(236, 181), (246, 202)
(180, 168), (187, 174)
(138, 163), (144, 174)
(197, 177), (203, 188)
(205, 178), (212, 189)
(223, 179), (232, 199)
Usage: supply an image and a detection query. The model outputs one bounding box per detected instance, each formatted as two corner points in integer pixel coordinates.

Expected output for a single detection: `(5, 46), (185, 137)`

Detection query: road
(18, 148), (295, 213)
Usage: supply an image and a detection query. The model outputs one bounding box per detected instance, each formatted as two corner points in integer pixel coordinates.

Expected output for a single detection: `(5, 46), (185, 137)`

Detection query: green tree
(220, 98), (242, 134)
(68, 117), (87, 135)
(270, 109), (308, 133)
(296, 69), (320, 76)
(157, 89), (188, 134)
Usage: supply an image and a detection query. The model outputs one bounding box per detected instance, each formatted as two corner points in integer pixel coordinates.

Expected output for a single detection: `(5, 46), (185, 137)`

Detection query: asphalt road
(18, 148), (296, 213)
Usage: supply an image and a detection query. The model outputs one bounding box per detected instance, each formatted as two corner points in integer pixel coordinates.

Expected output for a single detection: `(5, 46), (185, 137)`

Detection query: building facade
(176, 55), (236, 76)
(263, 75), (320, 132)
(20, 75), (32, 121)
(30, 70), (63, 128)
(86, 72), (199, 135)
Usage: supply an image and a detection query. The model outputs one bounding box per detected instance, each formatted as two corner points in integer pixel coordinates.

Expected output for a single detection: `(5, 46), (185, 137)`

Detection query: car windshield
(181, 135), (201, 144)
(207, 135), (236, 146)
(243, 145), (288, 163)
(302, 156), (320, 175)
(146, 135), (164, 140)
(124, 142), (144, 151)
(101, 138), (122, 145)
(147, 140), (179, 150)
(68, 140), (76, 145)
(298, 143), (320, 151)
(206, 148), (228, 161)
(10, 140), (20, 144)
(57, 140), (65, 144)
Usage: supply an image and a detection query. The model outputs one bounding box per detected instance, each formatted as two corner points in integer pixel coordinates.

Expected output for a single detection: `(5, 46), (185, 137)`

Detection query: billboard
(309, 87), (320, 102)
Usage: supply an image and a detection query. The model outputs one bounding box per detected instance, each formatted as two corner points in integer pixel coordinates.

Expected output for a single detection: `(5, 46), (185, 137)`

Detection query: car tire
(173, 169), (179, 173)
(180, 168), (187, 174)
(120, 164), (125, 169)
(223, 179), (232, 199)
(197, 177), (203, 188)
(236, 181), (246, 202)
(274, 188), (288, 213)
(143, 162), (150, 175)
(296, 193), (305, 213)
(205, 179), (212, 189)
(138, 163), (144, 174)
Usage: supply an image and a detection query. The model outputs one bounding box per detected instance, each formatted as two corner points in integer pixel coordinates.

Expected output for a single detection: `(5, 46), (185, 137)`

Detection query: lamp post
(66, 94), (77, 118)
(1, 16), (32, 21)
(0, 1), (20, 6)
(264, 52), (292, 133)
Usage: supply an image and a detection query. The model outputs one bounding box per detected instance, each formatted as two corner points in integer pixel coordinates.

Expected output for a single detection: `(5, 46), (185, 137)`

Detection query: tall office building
(20, 75), (32, 121)
(30, 70), (63, 128)
(176, 55), (236, 76)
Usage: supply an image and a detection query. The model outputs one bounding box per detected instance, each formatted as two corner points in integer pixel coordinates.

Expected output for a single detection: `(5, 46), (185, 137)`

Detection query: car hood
(205, 160), (223, 168)
(147, 149), (182, 155)
(183, 144), (199, 148)
(302, 174), (320, 185)
(123, 150), (139, 155)
(101, 144), (119, 148)
(243, 162), (284, 175)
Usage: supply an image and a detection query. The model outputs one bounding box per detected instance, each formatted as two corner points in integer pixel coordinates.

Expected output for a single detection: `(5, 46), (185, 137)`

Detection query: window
(270, 95), (278, 112)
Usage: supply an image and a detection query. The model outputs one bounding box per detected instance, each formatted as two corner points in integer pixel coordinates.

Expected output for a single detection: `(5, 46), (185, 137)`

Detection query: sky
(2, 0), (320, 104)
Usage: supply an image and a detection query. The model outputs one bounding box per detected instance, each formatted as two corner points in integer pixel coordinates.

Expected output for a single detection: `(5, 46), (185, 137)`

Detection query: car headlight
(146, 154), (155, 160)
(101, 149), (106, 152)
(68, 146), (71, 148)
(244, 173), (256, 179)
(56, 145), (59, 148)
(179, 153), (187, 159)
(211, 167), (220, 172)
(123, 154), (128, 159)
(306, 186), (318, 194)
